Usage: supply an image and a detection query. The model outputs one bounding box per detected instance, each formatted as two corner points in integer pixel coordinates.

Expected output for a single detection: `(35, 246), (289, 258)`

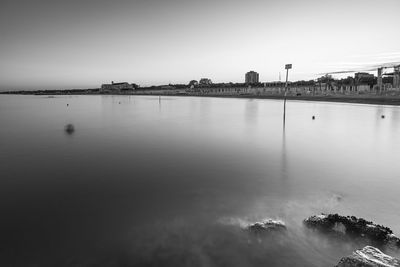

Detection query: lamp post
(283, 64), (292, 125)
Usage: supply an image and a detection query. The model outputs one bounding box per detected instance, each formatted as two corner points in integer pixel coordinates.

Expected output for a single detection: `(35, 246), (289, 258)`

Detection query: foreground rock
(246, 219), (287, 234)
(335, 246), (400, 267)
(304, 214), (400, 247)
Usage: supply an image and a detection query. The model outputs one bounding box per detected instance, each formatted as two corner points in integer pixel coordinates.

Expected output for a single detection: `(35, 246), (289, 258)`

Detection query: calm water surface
(1, 95), (400, 266)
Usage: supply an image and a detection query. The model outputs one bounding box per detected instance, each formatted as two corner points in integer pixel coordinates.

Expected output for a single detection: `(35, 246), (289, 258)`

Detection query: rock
(246, 219), (287, 234)
(304, 214), (400, 247)
(335, 246), (400, 267)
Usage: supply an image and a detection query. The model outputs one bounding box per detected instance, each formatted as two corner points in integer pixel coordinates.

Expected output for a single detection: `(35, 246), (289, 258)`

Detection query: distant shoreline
(193, 94), (400, 106)
(2, 90), (400, 106)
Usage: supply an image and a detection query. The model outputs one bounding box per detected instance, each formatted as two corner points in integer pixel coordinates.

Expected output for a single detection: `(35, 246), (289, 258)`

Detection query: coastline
(2, 91), (400, 106)
(135, 93), (400, 106)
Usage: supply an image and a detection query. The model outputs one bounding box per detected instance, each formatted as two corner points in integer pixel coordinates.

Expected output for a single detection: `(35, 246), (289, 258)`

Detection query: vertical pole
(283, 68), (289, 125)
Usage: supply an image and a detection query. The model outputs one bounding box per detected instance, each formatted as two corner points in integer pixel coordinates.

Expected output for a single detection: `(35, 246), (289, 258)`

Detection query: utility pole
(283, 64), (292, 126)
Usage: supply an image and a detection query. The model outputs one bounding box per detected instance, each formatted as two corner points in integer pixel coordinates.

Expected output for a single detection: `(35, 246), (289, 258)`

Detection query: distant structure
(354, 72), (374, 91)
(394, 66), (400, 89)
(245, 71), (259, 84)
(160, 85), (175, 90)
(355, 72), (374, 83)
(100, 81), (135, 93)
(199, 78), (212, 86)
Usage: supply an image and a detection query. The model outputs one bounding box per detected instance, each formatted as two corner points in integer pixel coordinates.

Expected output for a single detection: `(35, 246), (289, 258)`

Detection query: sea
(1, 95), (399, 266)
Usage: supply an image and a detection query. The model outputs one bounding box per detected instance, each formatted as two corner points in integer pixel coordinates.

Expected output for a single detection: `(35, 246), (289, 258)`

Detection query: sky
(1, 0), (400, 90)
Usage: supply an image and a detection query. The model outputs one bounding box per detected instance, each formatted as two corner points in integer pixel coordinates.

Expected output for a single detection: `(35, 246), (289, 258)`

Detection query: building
(245, 71), (259, 84)
(160, 85), (175, 90)
(354, 72), (374, 84)
(354, 72), (374, 91)
(100, 81), (134, 93)
(394, 66), (400, 89)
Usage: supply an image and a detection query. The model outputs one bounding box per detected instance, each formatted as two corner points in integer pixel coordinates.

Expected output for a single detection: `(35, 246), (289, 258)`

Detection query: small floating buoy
(381, 115), (385, 119)
(312, 116), (315, 120)
(119, 102), (121, 104)
(64, 124), (75, 134)
(67, 104), (69, 106)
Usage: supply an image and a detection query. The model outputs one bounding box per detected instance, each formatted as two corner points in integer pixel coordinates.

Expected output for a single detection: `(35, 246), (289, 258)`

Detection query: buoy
(67, 104), (69, 106)
(64, 124), (75, 134)
(312, 116), (315, 120)
(381, 115), (385, 119)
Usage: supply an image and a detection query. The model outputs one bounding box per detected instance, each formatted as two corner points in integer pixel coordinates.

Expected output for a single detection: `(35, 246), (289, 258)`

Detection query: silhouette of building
(100, 81), (134, 93)
(394, 66), (400, 89)
(354, 72), (374, 84)
(245, 71), (259, 84)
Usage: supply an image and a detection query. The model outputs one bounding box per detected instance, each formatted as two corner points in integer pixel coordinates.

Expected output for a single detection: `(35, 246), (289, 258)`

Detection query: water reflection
(0, 95), (400, 266)
(244, 99), (259, 125)
(280, 127), (288, 181)
(390, 107), (400, 133)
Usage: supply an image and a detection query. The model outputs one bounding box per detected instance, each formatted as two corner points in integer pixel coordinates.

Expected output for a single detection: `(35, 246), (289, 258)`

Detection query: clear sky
(1, 0), (399, 90)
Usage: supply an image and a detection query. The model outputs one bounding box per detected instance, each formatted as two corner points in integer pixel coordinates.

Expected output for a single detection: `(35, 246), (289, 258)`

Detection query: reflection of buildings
(244, 100), (258, 125)
(245, 71), (259, 84)
(100, 81), (135, 93)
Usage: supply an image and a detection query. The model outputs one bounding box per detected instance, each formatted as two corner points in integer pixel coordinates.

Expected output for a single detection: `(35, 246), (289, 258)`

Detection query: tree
(188, 80), (198, 87)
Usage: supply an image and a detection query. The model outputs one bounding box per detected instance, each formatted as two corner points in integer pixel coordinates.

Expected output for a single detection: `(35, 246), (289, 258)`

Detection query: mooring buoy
(64, 124), (75, 134)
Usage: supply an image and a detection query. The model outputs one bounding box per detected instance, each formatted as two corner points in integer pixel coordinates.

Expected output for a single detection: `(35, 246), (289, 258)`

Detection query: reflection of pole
(281, 125), (288, 181)
(283, 95), (286, 125)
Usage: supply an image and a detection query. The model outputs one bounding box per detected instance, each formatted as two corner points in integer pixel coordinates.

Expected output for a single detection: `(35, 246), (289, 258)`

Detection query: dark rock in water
(335, 246), (399, 267)
(64, 124), (75, 134)
(304, 214), (400, 247)
(246, 219), (286, 234)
